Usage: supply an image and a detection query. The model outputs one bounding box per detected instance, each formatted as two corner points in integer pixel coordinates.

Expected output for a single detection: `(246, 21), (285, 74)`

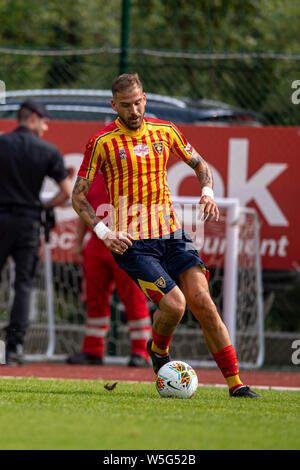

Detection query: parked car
(0, 89), (264, 125)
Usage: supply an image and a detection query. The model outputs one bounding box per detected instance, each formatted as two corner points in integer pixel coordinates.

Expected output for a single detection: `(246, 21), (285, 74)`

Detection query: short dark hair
(17, 106), (34, 122)
(18, 99), (49, 122)
(112, 73), (143, 96)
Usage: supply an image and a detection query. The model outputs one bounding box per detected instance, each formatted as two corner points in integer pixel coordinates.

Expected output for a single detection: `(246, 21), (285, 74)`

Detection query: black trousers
(0, 212), (41, 346)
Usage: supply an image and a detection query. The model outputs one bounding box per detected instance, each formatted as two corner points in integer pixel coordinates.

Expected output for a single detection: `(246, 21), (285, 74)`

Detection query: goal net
(0, 197), (264, 368)
(171, 197), (264, 369)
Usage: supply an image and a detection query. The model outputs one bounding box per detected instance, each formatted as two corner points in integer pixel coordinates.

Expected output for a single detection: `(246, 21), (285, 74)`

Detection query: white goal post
(0, 196), (264, 368)
(171, 196), (264, 369)
(173, 197), (241, 349)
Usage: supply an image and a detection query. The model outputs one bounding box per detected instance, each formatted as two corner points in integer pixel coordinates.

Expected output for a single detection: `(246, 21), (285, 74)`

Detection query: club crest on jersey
(153, 142), (163, 155)
(133, 144), (149, 157)
(119, 148), (127, 159)
(154, 276), (166, 289)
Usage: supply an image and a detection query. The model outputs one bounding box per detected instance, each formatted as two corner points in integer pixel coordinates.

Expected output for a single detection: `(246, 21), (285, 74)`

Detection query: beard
(120, 112), (144, 130)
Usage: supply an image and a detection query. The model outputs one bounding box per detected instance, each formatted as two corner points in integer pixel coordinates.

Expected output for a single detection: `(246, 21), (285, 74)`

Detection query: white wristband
(201, 186), (214, 199)
(93, 221), (111, 240)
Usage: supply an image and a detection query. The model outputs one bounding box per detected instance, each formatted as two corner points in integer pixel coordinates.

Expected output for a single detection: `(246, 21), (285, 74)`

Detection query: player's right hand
(102, 231), (134, 254)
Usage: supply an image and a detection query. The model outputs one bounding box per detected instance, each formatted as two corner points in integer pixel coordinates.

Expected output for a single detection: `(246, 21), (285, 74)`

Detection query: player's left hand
(199, 196), (219, 222)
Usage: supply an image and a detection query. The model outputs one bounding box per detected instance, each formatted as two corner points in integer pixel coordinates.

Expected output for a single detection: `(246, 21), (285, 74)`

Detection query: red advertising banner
(1, 119), (299, 270)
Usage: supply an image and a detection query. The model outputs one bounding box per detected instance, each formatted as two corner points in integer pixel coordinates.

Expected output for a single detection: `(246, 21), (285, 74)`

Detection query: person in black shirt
(0, 99), (72, 365)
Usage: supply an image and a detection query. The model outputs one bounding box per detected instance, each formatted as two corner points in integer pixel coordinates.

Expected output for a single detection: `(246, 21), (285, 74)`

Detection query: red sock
(213, 345), (243, 392)
(152, 330), (173, 356)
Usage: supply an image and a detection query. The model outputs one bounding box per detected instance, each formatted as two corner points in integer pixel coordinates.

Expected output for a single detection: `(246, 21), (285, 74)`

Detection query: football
(155, 361), (198, 399)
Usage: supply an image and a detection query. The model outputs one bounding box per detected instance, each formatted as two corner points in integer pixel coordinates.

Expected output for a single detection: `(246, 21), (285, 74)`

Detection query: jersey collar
(115, 117), (146, 136)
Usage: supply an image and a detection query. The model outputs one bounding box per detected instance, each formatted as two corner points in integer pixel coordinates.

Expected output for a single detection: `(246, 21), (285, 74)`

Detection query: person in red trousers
(67, 172), (151, 366)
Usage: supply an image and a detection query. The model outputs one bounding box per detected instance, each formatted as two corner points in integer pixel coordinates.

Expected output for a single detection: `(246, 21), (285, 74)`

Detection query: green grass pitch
(0, 377), (299, 450)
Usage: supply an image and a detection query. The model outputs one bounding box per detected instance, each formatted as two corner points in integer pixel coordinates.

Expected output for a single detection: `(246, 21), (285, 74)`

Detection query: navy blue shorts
(112, 229), (209, 305)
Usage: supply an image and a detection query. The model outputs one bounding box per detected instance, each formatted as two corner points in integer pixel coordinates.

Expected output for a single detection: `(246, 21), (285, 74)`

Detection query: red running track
(0, 363), (300, 389)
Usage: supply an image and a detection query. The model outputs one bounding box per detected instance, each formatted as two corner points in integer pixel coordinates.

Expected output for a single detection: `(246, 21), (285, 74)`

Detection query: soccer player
(72, 73), (261, 398)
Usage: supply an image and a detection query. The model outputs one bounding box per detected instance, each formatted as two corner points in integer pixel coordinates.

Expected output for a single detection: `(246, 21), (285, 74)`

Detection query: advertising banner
(1, 119), (299, 270)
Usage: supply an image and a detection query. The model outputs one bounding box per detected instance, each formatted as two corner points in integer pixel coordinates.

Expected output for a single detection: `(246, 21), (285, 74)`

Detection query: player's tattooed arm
(187, 150), (219, 222)
(186, 150), (213, 188)
(72, 176), (133, 254)
(72, 176), (100, 229)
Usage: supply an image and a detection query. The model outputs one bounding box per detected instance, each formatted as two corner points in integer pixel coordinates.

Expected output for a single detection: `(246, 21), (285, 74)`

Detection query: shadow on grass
(0, 382), (133, 397)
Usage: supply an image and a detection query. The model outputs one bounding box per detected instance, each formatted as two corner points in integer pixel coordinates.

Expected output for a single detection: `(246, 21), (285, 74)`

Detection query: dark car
(0, 89), (264, 125)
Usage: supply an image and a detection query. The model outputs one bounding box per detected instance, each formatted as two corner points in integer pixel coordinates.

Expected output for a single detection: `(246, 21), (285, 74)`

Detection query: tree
(0, 0), (298, 123)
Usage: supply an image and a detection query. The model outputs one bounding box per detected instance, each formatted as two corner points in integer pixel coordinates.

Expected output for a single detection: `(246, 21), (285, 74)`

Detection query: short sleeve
(169, 123), (194, 163)
(77, 135), (105, 181)
(47, 147), (69, 182)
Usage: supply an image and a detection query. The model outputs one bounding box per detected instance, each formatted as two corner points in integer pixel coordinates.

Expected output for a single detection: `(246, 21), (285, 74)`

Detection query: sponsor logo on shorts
(154, 276), (166, 289)
(133, 144), (149, 157)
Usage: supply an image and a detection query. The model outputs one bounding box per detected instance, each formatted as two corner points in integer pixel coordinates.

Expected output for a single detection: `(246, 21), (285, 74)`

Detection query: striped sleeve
(169, 123), (194, 163)
(77, 134), (105, 181)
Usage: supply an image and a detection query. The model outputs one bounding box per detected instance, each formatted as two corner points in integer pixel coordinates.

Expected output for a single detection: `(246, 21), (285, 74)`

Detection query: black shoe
(128, 354), (150, 367)
(230, 385), (262, 398)
(66, 352), (103, 365)
(5, 344), (26, 366)
(146, 339), (170, 375)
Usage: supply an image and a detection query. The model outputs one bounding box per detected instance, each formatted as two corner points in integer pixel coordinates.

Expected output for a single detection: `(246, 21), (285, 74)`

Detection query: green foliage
(132, 0), (266, 52)
(0, 0), (299, 123)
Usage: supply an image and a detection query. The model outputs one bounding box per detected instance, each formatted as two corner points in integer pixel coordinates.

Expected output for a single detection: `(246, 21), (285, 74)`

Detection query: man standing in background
(0, 99), (72, 365)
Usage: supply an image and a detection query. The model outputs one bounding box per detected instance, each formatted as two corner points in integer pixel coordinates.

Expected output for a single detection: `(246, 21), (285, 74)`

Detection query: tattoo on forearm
(72, 176), (98, 227)
(77, 199), (97, 222)
(187, 153), (213, 188)
(187, 154), (206, 169)
(197, 169), (212, 187)
(72, 176), (92, 195)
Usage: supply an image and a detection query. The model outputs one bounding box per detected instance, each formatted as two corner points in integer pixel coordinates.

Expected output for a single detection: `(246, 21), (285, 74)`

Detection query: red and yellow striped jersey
(78, 117), (194, 239)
